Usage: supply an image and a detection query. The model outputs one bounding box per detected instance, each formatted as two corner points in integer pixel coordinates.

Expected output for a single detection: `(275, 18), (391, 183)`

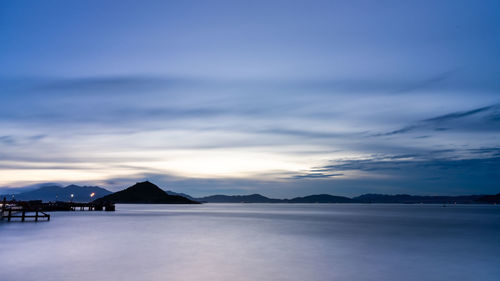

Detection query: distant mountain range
(195, 194), (355, 203)
(196, 194), (283, 203)
(285, 194), (356, 203)
(195, 193), (499, 204)
(352, 194), (486, 204)
(165, 190), (197, 201)
(476, 193), (500, 204)
(93, 181), (199, 204)
(2, 182), (499, 204)
(0, 185), (111, 202)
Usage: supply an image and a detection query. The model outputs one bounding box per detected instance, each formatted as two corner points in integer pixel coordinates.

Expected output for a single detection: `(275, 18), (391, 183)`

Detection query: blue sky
(1, 0), (499, 197)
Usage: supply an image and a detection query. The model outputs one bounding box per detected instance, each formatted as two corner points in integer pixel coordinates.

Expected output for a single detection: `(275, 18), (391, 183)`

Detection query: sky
(1, 0), (499, 197)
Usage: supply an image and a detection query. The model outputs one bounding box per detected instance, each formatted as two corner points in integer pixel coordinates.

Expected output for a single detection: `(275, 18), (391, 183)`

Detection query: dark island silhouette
(93, 181), (199, 204)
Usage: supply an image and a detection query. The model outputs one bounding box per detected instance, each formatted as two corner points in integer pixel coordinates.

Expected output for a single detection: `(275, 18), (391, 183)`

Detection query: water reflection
(1, 204), (499, 281)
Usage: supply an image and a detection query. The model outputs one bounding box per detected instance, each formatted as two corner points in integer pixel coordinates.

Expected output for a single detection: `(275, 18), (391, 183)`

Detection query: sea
(1, 204), (499, 281)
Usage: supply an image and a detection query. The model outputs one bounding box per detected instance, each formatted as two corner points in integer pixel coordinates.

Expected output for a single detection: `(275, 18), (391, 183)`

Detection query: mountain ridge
(196, 193), (497, 204)
(0, 185), (112, 202)
(198, 194), (283, 203)
(93, 181), (199, 204)
(2, 182), (498, 204)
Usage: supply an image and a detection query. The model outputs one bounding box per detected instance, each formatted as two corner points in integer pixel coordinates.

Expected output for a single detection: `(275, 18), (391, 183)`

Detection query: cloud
(376, 125), (419, 137)
(467, 147), (500, 157)
(0, 134), (46, 146)
(314, 150), (500, 179)
(392, 69), (457, 94)
(257, 128), (348, 139)
(3, 148), (499, 197)
(375, 104), (500, 136)
(60, 151), (500, 196)
(1, 0), (500, 196)
(291, 173), (344, 179)
(1, 75), (499, 195)
(1, 70), (488, 100)
(32, 76), (193, 95)
(424, 105), (495, 122)
(0, 136), (15, 145)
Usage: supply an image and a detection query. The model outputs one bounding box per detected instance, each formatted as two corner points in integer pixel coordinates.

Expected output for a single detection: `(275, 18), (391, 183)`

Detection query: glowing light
(90, 192), (95, 197)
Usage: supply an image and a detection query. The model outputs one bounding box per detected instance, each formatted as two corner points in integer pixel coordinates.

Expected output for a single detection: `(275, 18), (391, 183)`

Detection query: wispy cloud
(291, 173), (344, 179)
(424, 105), (495, 122)
(375, 104), (500, 137)
(315, 149), (500, 176)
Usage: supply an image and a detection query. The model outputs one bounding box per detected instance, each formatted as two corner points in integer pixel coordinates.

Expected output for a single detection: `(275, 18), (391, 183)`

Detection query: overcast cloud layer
(1, 0), (499, 197)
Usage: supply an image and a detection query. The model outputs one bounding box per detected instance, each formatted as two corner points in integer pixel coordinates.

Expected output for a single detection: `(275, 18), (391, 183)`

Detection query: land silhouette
(93, 181), (199, 204)
(2, 181), (499, 204)
(0, 184), (111, 202)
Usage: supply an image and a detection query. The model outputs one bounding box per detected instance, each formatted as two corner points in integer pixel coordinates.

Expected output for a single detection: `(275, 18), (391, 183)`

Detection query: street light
(70, 194), (74, 202)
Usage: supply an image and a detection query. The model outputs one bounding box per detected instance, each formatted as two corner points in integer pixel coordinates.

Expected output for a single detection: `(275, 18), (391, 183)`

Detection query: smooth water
(1, 204), (499, 281)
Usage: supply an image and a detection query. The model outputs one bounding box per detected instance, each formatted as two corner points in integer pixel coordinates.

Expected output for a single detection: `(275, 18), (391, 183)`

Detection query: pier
(1, 197), (115, 222)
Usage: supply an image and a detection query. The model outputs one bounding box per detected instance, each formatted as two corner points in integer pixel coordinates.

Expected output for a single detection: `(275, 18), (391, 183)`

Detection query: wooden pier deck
(1, 198), (115, 222)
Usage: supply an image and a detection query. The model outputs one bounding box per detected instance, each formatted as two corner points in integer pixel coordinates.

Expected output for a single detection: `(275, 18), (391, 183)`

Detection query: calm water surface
(1, 204), (499, 281)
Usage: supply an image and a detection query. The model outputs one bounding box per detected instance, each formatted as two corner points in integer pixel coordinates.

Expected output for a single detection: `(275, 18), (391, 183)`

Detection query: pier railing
(1, 199), (50, 222)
